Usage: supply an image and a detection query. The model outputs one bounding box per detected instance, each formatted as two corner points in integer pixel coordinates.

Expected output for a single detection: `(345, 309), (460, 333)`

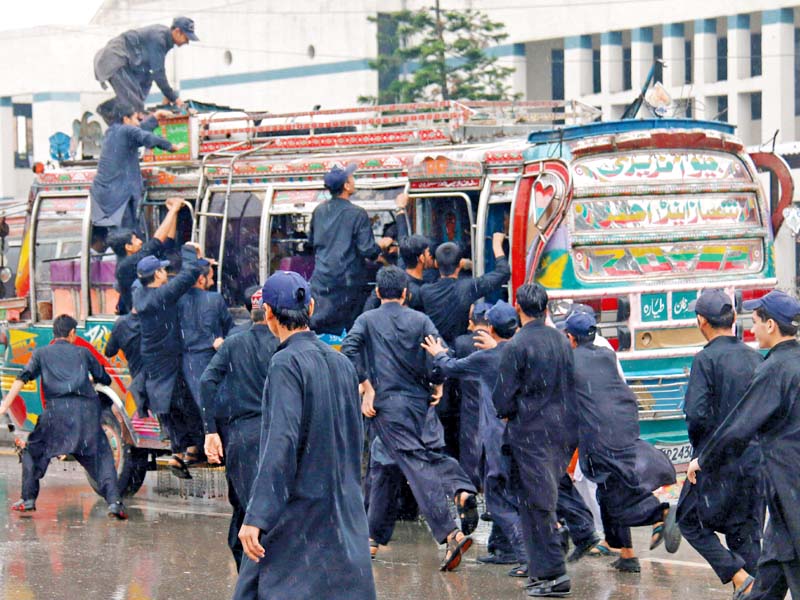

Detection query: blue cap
(261, 271), (311, 311)
(487, 300), (517, 331)
(564, 311), (597, 337)
(323, 163), (357, 191)
(472, 301), (492, 323)
(136, 255), (170, 277)
(197, 258), (211, 274)
(743, 290), (800, 327)
(172, 16), (199, 41)
(688, 289), (733, 319)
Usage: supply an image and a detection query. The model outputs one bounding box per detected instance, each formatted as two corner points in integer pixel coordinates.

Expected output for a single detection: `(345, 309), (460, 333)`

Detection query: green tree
(363, 6), (518, 105)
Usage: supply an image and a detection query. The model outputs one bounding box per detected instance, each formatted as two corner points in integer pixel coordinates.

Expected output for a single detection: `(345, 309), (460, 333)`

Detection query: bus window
(269, 213), (314, 279)
(34, 196), (86, 321)
(88, 225), (118, 316)
(484, 180), (513, 301)
(205, 191), (264, 307)
(410, 192), (477, 260)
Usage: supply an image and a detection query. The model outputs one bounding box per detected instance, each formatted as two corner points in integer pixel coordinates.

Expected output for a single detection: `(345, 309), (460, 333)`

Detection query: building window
(717, 36), (727, 81)
(13, 104), (32, 169)
(752, 32), (762, 77)
(685, 40), (693, 84)
(654, 44), (663, 83)
(592, 48), (601, 94)
(551, 48), (564, 100)
(716, 95), (728, 122)
(623, 46), (632, 90)
(751, 92), (762, 121)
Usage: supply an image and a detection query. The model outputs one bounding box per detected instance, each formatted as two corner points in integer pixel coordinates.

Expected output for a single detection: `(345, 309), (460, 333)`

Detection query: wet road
(0, 454), (731, 599)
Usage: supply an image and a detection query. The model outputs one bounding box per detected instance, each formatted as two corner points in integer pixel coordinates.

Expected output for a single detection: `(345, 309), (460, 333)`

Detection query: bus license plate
(656, 442), (693, 465)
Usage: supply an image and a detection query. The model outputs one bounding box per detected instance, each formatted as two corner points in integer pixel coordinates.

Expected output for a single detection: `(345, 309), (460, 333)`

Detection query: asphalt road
(0, 454), (737, 600)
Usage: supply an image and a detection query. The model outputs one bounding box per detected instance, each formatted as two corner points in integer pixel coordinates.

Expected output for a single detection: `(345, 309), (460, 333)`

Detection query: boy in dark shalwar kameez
(0, 315), (126, 518)
(234, 271), (375, 600)
(688, 290), (800, 600)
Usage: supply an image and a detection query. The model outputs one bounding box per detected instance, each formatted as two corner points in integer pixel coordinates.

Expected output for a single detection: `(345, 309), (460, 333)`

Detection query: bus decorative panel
(572, 194), (760, 232)
(573, 239), (763, 281)
(573, 151), (751, 186)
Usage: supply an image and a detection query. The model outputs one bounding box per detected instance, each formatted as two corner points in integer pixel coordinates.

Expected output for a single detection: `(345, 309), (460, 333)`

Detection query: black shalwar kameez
(18, 340), (119, 505)
(677, 335), (764, 584)
(492, 319), (576, 581)
(234, 331), (375, 600)
(697, 339), (800, 599)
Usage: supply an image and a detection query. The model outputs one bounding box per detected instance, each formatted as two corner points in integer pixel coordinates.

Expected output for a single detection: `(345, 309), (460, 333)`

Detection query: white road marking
(641, 557), (712, 569)
(127, 503), (230, 518)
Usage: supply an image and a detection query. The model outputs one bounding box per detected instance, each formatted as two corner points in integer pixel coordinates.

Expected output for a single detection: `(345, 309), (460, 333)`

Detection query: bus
(0, 102), (790, 495)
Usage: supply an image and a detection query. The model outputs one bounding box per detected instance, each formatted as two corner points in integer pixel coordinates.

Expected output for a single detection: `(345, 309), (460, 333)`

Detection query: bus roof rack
(195, 100), (602, 158)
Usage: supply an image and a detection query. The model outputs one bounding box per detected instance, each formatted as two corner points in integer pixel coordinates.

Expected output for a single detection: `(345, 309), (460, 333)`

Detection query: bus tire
(86, 407), (149, 498)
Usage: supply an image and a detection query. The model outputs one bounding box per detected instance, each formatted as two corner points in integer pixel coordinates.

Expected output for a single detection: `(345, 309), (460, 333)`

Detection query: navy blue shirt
(104, 312), (143, 377)
(420, 256), (510, 344)
(199, 324), (278, 433)
(95, 24), (178, 102)
(341, 301), (443, 402)
(91, 116), (173, 228)
(309, 196), (381, 289)
(19, 339), (111, 398)
(178, 287), (234, 353)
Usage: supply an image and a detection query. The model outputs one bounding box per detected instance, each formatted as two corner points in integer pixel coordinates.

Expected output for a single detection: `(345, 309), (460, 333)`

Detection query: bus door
(407, 157), (483, 267)
(509, 160), (572, 295)
(264, 181), (406, 285)
(474, 177), (516, 301)
(198, 186), (266, 308)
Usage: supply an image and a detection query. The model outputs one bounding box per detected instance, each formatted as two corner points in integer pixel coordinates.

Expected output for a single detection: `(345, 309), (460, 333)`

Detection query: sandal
(507, 564), (528, 578)
(589, 542), (620, 557)
(168, 454), (192, 480)
(649, 522), (665, 550)
(732, 575), (754, 600)
(440, 530), (472, 572)
(611, 557), (641, 573)
(183, 447), (207, 468)
(455, 492), (478, 536)
(526, 574), (572, 597)
(11, 499), (35, 513)
(663, 504), (682, 553)
(369, 539), (379, 560)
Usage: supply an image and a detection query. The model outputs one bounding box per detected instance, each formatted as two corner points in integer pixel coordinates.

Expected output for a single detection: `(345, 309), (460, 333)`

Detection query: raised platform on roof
(527, 118), (737, 144)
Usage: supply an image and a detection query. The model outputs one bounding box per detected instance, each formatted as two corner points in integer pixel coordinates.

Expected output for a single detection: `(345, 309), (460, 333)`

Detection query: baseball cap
(172, 16), (199, 41)
(323, 163), (357, 191)
(564, 311), (597, 337)
(136, 255), (170, 277)
(487, 300), (517, 331)
(687, 289), (733, 319)
(743, 290), (800, 327)
(471, 301), (492, 324)
(261, 271), (312, 311)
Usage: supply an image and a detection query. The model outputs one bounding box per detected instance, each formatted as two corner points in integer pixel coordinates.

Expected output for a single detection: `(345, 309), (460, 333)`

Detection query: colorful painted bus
(0, 102), (791, 496)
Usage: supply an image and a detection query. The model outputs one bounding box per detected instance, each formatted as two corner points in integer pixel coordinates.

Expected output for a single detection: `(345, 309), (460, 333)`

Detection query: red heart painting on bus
(534, 180), (556, 210)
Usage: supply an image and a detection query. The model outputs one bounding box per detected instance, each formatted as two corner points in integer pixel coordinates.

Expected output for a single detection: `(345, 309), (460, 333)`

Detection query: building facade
(1, 0), (799, 200)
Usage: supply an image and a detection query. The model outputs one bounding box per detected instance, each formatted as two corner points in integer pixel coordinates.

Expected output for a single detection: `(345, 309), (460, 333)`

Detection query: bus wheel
(86, 407), (149, 498)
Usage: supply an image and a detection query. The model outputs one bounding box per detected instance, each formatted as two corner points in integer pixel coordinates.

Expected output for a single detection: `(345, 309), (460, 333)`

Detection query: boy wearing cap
(94, 16), (197, 124)
(235, 271), (375, 600)
(491, 283), (576, 597)
(178, 259), (233, 413)
(309, 164), (393, 335)
(133, 244), (205, 477)
(341, 266), (478, 571)
(423, 301), (530, 576)
(199, 305), (278, 572)
(676, 289), (764, 597)
(0, 315), (126, 519)
(687, 290), (800, 599)
(564, 310), (678, 574)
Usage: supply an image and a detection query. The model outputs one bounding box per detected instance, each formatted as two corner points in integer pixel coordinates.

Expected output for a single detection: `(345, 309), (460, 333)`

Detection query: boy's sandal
(440, 530), (473, 572)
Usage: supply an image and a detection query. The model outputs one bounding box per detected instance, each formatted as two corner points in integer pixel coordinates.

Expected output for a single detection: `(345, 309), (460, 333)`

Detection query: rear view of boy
(0, 315), (126, 519)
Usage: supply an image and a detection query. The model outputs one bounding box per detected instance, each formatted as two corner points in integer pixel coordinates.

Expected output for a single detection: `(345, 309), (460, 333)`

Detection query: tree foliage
(363, 7), (519, 105)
